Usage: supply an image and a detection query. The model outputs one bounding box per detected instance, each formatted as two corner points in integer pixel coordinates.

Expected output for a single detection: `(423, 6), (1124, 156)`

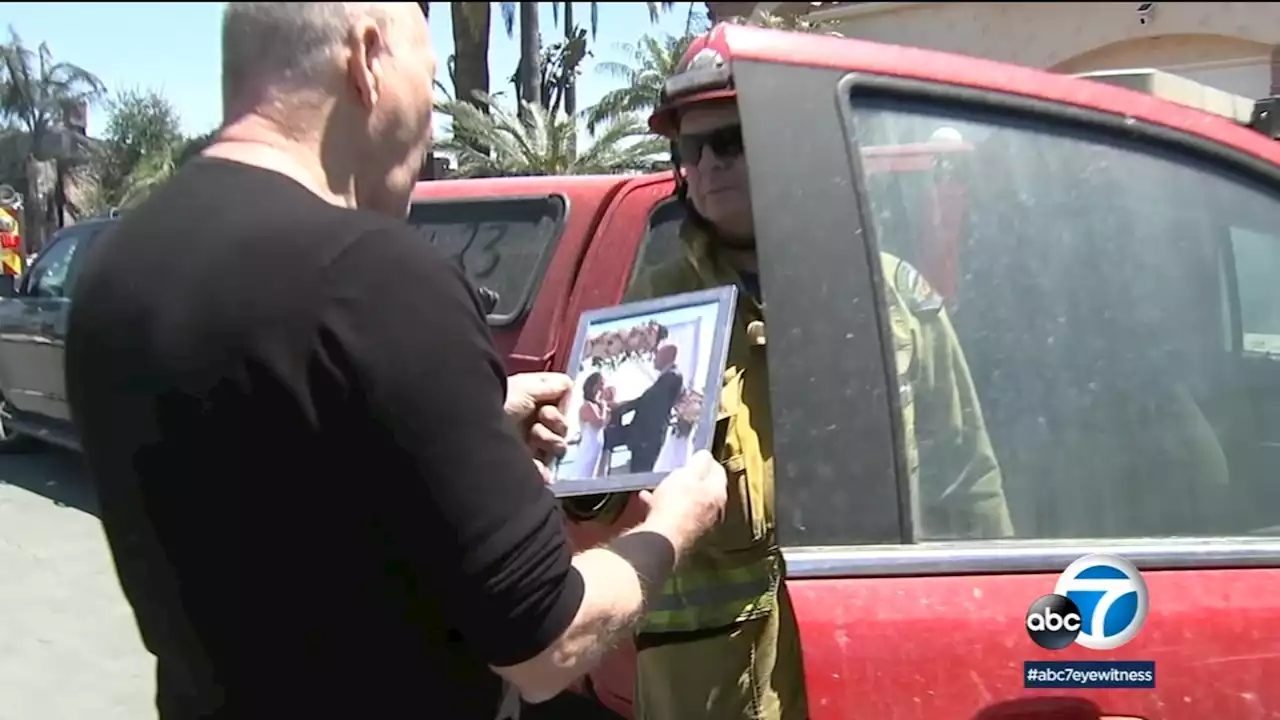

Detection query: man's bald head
(655, 344), (679, 371)
(217, 2), (436, 218)
(222, 3), (426, 114)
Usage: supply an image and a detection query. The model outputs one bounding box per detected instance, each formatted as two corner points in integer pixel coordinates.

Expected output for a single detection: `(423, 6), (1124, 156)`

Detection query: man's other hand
(638, 451), (728, 554)
(505, 373), (572, 474)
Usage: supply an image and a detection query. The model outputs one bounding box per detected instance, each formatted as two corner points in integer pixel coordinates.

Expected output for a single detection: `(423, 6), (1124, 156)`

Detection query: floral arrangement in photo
(584, 320), (667, 372)
(670, 388), (703, 438)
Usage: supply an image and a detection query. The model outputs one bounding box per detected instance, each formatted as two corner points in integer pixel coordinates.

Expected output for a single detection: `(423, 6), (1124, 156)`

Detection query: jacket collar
(680, 221), (764, 313)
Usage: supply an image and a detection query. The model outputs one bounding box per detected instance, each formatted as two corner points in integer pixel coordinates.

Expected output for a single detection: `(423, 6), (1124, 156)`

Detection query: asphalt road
(0, 448), (622, 720)
(0, 448), (154, 720)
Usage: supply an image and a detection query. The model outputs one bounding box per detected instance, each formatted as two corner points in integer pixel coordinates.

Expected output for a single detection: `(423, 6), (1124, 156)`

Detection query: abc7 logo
(1025, 554), (1149, 651)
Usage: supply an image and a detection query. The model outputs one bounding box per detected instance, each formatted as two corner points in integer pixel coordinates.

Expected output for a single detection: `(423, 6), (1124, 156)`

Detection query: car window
(25, 226), (93, 299)
(406, 195), (565, 323)
(629, 197), (687, 285)
(848, 97), (1278, 541)
(632, 159), (966, 300)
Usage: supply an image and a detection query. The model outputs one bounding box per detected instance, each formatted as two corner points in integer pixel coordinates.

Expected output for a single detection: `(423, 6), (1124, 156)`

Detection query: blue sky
(5, 2), (695, 138)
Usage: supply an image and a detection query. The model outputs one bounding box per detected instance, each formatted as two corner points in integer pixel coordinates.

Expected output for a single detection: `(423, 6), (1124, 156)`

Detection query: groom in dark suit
(609, 344), (684, 474)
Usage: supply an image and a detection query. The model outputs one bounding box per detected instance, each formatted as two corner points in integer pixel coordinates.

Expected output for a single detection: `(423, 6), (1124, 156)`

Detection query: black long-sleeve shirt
(64, 158), (584, 719)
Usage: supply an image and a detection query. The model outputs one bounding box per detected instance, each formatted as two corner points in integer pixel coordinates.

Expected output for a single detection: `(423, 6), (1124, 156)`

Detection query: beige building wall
(810, 2), (1278, 99)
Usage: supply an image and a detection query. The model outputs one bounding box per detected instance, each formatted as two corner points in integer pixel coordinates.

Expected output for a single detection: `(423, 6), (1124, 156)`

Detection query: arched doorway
(1052, 34), (1273, 99)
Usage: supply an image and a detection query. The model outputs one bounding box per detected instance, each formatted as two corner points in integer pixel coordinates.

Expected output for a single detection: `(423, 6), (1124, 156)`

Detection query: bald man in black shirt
(64, 4), (726, 719)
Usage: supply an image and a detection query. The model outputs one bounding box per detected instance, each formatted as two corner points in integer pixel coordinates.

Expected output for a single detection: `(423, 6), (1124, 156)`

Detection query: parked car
(3, 22), (1280, 720)
(410, 26), (1280, 720)
(0, 217), (117, 452)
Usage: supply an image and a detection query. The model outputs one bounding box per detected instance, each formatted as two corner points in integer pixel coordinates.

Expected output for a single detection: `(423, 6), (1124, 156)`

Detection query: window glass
(849, 97), (1278, 541)
(860, 149), (972, 309)
(630, 198), (687, 286)
(26, 227), (89, 298)
(406, 196), (565, 322)
(635, 146), (974, 293)
(1230, 226), (1280, 356)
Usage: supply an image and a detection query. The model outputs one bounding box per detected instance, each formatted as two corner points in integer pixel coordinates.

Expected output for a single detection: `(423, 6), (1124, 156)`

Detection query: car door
(730, 46), (1280, 720)
(0, 225), (94, 422)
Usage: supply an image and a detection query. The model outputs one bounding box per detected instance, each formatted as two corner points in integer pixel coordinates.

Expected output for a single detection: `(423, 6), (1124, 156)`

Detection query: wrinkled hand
(638, 451), (728, 547)
(505, 372), (573, 481)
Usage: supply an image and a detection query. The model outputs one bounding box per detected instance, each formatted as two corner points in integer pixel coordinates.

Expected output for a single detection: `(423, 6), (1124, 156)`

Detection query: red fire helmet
(647, 26), (739, 139)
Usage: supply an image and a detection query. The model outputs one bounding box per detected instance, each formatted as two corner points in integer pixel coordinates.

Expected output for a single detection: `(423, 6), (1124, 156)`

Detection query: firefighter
(0, 185), (24, 281)
(566, 40), (1014, 720)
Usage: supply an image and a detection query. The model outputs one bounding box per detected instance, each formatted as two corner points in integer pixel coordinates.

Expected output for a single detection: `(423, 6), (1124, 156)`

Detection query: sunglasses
(676, 124), (745, 166)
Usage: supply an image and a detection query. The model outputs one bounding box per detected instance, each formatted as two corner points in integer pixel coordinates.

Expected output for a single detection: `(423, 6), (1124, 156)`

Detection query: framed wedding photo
(550, 285), (739, 498)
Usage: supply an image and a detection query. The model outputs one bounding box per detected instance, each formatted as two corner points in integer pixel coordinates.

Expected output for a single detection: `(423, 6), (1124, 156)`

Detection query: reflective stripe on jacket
(626, 222), (779, 634)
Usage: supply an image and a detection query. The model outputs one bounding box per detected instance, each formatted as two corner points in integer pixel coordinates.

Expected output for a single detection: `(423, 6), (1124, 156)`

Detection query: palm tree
(449, 3), (492, 113)
(0, 120), (25, 185)
(550, 1), (678, 116)
(0, 27), (104, 249)
(552, 2), (582, 117)
(583, 33), (693, 136)
(517, 3), (540, 109)
(447, 2), (678, 113)
(582, 10), (839, 136)
(438, 92), (666, 177)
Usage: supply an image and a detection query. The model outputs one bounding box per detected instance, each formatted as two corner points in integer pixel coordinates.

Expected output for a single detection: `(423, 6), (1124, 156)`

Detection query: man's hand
(637, 451), (728, 557)
(505, 372), (573, 481)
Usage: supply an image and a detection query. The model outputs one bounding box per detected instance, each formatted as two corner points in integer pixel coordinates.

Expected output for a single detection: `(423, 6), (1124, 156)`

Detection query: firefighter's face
(346, 5), (436, 217)
(679, 102), (753, 243)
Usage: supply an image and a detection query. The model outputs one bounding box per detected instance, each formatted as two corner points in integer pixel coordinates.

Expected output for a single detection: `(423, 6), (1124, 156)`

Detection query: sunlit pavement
(0, 447), (623, 720)
(0, 449), (154, 720)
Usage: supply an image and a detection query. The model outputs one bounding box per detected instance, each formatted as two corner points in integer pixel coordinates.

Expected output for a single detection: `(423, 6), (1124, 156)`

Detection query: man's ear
(346, 20), (386, 109)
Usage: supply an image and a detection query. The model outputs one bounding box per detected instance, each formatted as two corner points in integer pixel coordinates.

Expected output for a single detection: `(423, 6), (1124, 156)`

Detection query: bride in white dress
(576, 372), (610, 477)
(655, 426), (692, 473)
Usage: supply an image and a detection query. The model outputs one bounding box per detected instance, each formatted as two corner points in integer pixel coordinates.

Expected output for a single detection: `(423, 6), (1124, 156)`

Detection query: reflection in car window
(1230, 226), (1280, 356)
(850, 99), (1278, 541)
(630, 198), (687, 286)
(637, 158), (967, 310)
(406, 196), (565, 321)
(863, 146), (975, 312)
(27, 230), (86, 298)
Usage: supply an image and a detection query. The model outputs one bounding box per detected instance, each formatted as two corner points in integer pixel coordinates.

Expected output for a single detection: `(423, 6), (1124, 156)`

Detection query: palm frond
(0, 27), (105, 143)
(499, 2), (517, 37)
(441, 92), (664, 177)
(645, 2), (676, 23)
(593, 59), (637, 82)
(583, 86), (661, 135)
(582, 32), (691, 137)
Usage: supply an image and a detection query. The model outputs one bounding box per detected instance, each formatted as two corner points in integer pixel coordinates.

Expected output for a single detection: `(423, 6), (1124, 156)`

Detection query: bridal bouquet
(670, 389), (703, 438)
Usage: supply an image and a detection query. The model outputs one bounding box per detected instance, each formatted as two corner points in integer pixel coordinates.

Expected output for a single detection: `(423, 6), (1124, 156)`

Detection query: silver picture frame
(550, 285), (739, 497)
